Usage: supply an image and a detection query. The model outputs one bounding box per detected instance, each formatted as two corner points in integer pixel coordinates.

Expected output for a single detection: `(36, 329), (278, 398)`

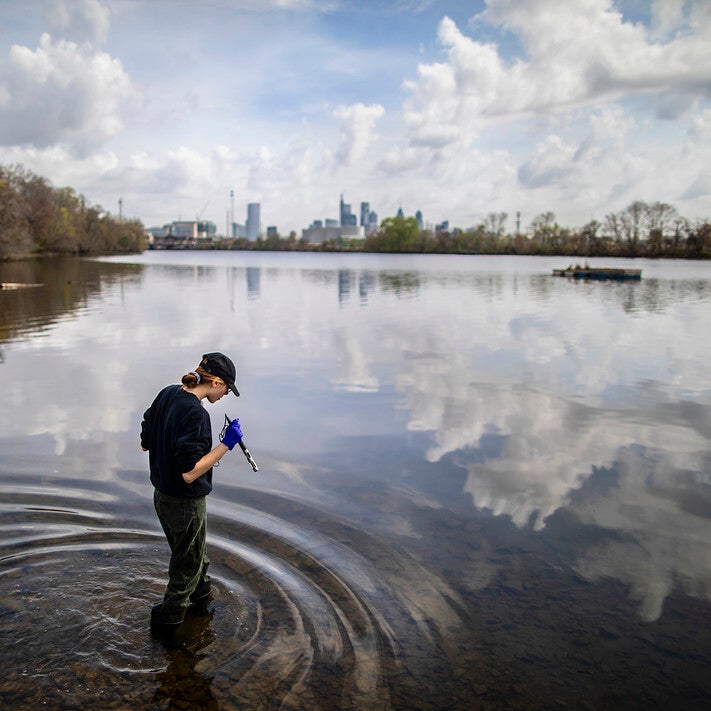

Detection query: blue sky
(1, 0), (710, 235)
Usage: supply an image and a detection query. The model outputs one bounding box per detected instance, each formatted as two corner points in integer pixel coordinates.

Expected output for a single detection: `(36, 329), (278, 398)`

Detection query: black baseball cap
(200, 352), (240, 396)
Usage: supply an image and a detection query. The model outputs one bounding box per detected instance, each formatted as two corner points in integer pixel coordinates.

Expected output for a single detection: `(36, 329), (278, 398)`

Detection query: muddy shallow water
(1, 253), (711, 709)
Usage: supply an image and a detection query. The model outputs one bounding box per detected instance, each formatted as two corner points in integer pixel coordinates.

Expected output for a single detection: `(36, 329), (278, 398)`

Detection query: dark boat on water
(552, 264), (642, 280)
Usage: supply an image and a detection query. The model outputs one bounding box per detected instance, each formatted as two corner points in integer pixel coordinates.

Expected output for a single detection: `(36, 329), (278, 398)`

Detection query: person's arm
(182, 442), (229, 484)
(181, 417), (243, 484)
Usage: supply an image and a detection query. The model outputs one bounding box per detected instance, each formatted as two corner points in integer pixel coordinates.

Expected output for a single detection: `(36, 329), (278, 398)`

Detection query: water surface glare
(1, 253), (711, 709)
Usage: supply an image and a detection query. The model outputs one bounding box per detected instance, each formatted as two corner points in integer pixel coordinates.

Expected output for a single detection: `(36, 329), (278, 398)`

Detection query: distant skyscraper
(364, 208), (378, 236)
(415, 210), (423, 229)
(360, 202), (370, 227)
(246, 203), (261, 240)
(340, 194), (356, 227)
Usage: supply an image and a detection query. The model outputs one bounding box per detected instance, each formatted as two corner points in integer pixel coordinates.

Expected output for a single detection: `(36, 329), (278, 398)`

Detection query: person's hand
(221, 418), (243, 450)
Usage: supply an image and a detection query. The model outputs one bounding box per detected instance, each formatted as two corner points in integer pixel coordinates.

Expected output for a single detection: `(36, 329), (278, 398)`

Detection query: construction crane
(196, 201), (211, 238)
(196, 200), (210, 221)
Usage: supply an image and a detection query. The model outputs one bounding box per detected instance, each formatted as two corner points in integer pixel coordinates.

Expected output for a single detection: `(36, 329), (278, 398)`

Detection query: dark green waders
(153, 490), (210, 616)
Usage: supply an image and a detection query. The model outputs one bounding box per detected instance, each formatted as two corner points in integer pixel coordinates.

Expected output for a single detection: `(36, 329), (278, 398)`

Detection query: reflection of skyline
(3, 253), (711, 620)
(229, 261), (711, 316)
(246, 267), (260, 299)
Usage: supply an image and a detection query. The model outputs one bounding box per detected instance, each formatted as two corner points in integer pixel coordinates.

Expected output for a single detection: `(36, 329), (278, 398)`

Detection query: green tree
(366, 215), (422, 252)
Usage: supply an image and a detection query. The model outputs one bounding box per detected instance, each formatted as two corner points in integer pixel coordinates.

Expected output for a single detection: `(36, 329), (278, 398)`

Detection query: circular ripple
(0, 482), (470, 709)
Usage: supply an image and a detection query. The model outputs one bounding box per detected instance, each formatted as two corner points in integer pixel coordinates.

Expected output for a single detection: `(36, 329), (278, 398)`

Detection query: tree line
(225, 202), (710, 258)
(0, 164), (146, 259)
(3, 163), (709, 259)
(359, 203), (711, 258)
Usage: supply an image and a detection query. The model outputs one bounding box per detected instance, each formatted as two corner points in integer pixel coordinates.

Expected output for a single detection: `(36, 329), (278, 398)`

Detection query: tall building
(170, 221), (198, 239)
(246, 203), (261, 240)
(365, 209), (378, 235)
(302, 221), (363, 244)
(360, 202), (370, 227)
(359, 202), (378, 236)
(415, 210), (423, 230)
(340, 194), (356, 227)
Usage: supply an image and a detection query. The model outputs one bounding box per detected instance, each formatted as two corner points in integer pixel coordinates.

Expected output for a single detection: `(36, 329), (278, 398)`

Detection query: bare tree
(484, 211), (508, 237)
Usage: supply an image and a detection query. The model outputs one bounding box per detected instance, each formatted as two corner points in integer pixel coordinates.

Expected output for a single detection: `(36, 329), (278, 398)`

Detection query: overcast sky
(1, 0), (710, 234)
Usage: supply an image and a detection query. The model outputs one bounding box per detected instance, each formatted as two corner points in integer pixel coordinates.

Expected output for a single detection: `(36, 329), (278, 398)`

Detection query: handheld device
(222, 414), (259, 472)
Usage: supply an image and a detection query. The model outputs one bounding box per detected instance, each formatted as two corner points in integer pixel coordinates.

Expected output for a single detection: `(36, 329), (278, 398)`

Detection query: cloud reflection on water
(322, 259), (711, 621)
(2, 253), (711, 622)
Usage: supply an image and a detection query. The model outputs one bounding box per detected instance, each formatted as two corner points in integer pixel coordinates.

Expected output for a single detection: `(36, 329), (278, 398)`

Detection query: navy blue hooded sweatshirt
(141, 384), (213, 497)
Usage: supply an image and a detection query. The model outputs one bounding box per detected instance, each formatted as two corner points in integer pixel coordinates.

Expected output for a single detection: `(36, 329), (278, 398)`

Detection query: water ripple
(0, 479), (469, 709)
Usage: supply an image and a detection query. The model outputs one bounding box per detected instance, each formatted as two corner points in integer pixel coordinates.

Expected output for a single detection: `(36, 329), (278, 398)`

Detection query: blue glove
(221, 418), (243, 450)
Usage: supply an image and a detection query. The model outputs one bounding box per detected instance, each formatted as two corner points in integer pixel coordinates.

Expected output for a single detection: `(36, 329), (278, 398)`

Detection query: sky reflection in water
(2, 253), (711, 622)
(1, 253), (711, 706)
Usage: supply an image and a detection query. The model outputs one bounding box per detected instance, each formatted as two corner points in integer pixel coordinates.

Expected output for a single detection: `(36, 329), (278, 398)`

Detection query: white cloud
(0, 33), (136, 154)
(0, 0), (709, 231)
(518, 134), (577, 189)
(651, 0), (687, 38)
(682, 174), (711, 200)
(689, 108), (711, 140)
(481, 0), (711, 95)
(333, 103), (385, 165)
(46, 0), (111, 45)
(402, 2), (711, 156)
(381, 144), (430, 174)
(402, 58), (465, 150)
(518, 107), (639, 196)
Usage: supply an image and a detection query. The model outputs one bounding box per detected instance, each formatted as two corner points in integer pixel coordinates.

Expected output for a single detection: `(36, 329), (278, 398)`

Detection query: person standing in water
(141, 352), (244, 630)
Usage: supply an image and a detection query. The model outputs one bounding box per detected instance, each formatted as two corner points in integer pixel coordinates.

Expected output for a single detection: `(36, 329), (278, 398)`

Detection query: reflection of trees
(304, 266), (711, 314)
(538, 274), (711, 315)
(0, 258), (143, 345)
(378, 271), (420, 296)
(623, 278), (711, 314)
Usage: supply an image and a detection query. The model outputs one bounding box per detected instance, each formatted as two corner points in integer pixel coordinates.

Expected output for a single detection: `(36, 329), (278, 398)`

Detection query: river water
(1, 252), (710, 709)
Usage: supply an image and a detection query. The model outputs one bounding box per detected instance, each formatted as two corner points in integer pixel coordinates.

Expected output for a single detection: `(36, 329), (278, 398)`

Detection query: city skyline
(0, 1), (709, 236)
(153, 192), (383, 240)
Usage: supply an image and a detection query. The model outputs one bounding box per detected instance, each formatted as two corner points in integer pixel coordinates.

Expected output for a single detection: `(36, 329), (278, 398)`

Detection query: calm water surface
(1, 252), (711, 709)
